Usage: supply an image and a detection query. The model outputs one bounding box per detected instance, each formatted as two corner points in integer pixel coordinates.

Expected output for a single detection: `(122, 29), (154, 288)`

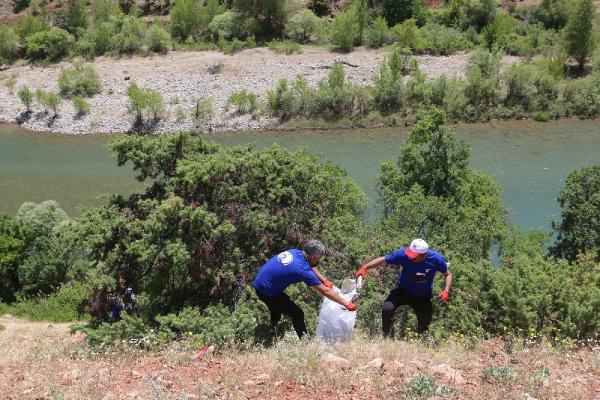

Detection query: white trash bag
(316, 276), (362, 342)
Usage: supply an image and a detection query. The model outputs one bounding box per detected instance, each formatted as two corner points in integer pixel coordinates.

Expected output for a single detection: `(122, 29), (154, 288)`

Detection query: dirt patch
(0, 316), (598, 399)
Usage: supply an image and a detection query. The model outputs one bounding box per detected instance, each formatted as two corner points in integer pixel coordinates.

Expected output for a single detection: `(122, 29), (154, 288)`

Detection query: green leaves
(80, 133), (366, 319)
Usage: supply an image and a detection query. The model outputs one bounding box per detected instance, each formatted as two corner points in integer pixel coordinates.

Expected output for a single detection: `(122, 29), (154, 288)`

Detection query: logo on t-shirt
(277, 251), (294, 266)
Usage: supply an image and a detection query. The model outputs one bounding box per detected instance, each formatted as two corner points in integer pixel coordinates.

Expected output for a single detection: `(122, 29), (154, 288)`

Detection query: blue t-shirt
(252, 249), (321, 296)
(384, 248), (448, 297)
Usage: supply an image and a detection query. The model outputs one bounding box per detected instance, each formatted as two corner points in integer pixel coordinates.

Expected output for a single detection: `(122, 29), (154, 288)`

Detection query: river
(1, 120), (598, 231)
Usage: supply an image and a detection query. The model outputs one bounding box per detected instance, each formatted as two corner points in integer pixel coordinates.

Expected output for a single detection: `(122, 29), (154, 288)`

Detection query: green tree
(0, 216), (26, 303)
(533, 0), (568, 30)
(459, 0), (498, 32)
(564, 0), (596, 71)
(0, 25), (19, 63)
(378, 109), (470, 204)
(331, 10), (356, 52)
(18, 86), (34, 112)
(285, 9), (320, 43)
(15, 201), (84, 296)
(377, 109), (506, 259)
(382, 0), (426, 27)
(233, 0), (287, 40)
(75, 133), (366, 320)
(551, 165), (600, 262)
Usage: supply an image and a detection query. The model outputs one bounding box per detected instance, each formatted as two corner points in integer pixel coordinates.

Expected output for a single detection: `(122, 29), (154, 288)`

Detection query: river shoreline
(0, 47), (523, 135)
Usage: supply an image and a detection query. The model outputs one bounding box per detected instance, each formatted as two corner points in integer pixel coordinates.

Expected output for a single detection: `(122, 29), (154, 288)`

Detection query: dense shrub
(503, 63), (537, 110)
(551, 165), (600, 261)
(112, 16), (146, 54)
(145, 24), (171, 54)
(58, 62), (102, 98)
(18, 86), (34, 112)
(8, 283), (89, 322)
(0, 215), (26, 303)
(126, 82), (165, 122)
(93, 0), (123, 24)
(0, 25), (19, 63)
(208, 11), (240, 40)
(365, 17), (389, 49)
(383, 0), (427, 27)
(459, 0), (498, 32)
(286, 10), (320, 43)
(171, 0), (223, 41)
(13, 0), (31, 13)
(421, 23), (471, 55)
(389, 19), (426, 53)
(267, 41), (302, 55)
(26, 27), (75, 62)
(66, 0), (89, 35)
(15, 201), (85, 296)
(232, 0), (287, 41)
(372, 49), (408, 114)
(331, 10), (356, 52)
(561, 73), (600, 117)
(564, 0), (595, 70)
(227, 90), (257, 114)
(468, 50), (501, 79)
(532, 0), (568, 30)
(308, 0), (331, 17)
(74, 132), (365, 323)
(72, 95), (91, 115)
(14, 15), (48, 42)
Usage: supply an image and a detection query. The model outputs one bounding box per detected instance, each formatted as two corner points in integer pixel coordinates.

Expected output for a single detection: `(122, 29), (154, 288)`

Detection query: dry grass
(0, 315), (599, 399)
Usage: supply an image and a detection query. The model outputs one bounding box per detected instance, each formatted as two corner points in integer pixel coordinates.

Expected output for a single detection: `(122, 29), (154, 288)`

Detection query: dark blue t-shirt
(252, 249), (321, 296)
(384, 248), (448, 297)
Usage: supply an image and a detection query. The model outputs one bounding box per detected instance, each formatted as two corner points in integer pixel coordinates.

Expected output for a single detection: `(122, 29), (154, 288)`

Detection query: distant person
(355, 238), (452, 336)
(253, 240), (356, 338)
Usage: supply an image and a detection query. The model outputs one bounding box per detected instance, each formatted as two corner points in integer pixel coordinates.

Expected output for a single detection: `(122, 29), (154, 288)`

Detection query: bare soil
(1, 315), (599, 400)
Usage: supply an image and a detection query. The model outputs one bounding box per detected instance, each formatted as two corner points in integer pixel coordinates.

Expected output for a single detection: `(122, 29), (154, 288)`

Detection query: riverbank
(0, 47), (521, 135)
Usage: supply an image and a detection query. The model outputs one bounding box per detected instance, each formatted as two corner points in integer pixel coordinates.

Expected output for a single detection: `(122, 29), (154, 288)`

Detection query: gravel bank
(0, 47), (520, 135)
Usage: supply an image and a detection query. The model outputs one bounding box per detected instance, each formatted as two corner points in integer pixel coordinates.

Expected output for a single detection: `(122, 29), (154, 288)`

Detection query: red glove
(438, 289), (449, 304)
(323, 280), (333, 289)
(345, 302), (357, 312)
(355, 267), (367, 279)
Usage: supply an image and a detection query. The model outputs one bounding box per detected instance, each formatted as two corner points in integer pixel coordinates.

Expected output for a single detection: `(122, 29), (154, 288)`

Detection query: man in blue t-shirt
(253, 240), (356, 338)
(355, 238), (453, 336)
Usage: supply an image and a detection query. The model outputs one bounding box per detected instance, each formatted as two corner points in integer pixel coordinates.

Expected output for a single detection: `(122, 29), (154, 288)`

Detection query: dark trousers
(382, 285), (433, 335)
(255, 289), (307, 339)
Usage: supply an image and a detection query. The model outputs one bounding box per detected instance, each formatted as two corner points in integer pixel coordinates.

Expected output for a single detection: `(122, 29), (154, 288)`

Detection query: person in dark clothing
(253, 240), (356, 338)
(355, 238), (452, 336)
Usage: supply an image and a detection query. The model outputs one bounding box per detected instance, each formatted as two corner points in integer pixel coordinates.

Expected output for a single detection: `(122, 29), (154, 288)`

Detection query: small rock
(22, 388), (34, 395)
(163, 379), (174, 388)
(322, 353), (352, 370)
(131, 370), (143, 379)
(430, 364), (466, 385)
(15, 371), (25, 382)
(0, 64), (9, 71)
(59, 369), (82, 385)
(367, 358), (384, 369)
(244, 373), (270, 386)
(383, 360), (405, 374)
(124, 76), (131, 81)
(522, 393), (538, 400)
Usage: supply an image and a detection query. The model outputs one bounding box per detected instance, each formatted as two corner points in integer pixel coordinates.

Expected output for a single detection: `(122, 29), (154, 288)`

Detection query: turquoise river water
(1, 120), (598, 231)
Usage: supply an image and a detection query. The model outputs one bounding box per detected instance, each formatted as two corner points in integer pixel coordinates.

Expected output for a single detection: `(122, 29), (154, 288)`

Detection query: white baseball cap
(405, 238), (429, 259)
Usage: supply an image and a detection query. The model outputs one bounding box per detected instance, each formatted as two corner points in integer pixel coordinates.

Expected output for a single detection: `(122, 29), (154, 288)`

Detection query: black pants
(382, 285), (433, 335)
(255, 289), (306, 339)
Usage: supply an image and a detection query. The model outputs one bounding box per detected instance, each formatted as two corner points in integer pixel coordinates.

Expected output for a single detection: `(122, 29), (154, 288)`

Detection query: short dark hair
(304, 239), (326, 256)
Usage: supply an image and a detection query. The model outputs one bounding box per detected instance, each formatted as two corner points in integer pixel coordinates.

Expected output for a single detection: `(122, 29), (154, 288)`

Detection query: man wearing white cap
(355, 238), (452, 336)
